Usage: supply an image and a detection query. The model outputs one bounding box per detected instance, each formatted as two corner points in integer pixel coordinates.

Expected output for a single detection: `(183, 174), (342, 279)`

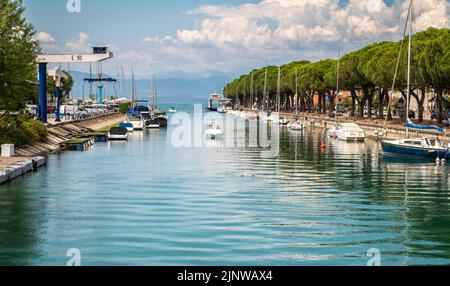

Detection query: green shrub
(0, 113), (47, 146)
(23, 118), (47, 143)
(119, 103), (130, 114)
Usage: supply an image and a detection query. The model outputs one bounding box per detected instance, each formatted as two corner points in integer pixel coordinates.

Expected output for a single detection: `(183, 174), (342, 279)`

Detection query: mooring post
(39, 63), (48, 124)
(55, 85), (61, 122)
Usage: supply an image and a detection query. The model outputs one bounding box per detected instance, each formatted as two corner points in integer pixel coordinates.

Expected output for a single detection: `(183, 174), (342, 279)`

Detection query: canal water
(1, 104), (450, 266)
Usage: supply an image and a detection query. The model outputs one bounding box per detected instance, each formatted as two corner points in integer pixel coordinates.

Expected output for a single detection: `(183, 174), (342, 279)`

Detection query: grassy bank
(0, 113), (47, 147)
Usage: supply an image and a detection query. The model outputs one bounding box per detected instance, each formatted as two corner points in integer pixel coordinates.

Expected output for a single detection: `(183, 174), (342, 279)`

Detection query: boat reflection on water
(328, 137), (366, 156)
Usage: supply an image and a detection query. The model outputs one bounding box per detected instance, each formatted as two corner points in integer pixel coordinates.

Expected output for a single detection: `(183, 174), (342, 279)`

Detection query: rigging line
(384, 0), (413, 133)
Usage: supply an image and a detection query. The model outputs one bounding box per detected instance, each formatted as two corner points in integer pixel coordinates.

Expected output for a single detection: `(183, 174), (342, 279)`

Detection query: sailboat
(124, 67), (144, 130)
(275, 66), (289, 126)
(150, 75), (168, 128)
(380, 0), (449, 160)
(288, 68), (305, 131)
(327, 49), (365, 141)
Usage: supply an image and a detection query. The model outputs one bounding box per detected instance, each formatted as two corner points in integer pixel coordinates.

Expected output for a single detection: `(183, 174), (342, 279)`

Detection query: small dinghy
(108, 127), (129, 141)
(205, 122), (223, 139)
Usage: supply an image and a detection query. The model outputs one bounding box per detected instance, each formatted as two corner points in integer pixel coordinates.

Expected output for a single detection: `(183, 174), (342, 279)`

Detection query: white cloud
(39, 0), (450, 76)
(65, 32), (91, 52)
(36, 32), (55, 43)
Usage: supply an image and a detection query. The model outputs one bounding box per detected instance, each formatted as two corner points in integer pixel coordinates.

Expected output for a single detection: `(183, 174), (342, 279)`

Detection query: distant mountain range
(68, 70), (236, 103)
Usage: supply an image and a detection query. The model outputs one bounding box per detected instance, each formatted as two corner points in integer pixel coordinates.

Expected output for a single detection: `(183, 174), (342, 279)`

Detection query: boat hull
(144, 119), (160, 129)
(337, 135), (365, 142)
(108, 135), (128, 141)
(158, 117), (168, 127)
(381, 141), (449, 158)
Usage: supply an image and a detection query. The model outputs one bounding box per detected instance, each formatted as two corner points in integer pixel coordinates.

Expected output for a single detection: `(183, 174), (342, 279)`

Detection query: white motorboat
(279, 116), (290, 126)
(141, 112), (160, 129)
(119, 122), (134, 132)
(205, 122), (223, 139)
(328, 123), (365, 142)
(218, 107), (227, 113)
(108, 127), (129, 141)
(125, 113), (144, 130)
(289, 121), (306, 130)
(169, 107), (177, 113)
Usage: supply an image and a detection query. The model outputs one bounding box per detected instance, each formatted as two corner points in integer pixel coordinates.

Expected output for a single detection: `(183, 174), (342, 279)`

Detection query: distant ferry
(206, 93), (221, 111)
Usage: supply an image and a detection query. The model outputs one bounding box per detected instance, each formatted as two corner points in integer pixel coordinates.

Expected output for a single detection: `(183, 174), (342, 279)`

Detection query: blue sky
(24, 0), (258, 50)
(23, 0), (449, 77)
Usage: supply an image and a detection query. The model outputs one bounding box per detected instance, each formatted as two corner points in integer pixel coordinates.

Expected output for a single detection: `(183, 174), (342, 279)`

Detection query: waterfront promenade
(0, 113), (125, 185)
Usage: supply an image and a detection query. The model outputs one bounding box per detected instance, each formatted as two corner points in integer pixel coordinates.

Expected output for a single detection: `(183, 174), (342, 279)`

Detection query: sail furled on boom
(404, 121), (444, 133)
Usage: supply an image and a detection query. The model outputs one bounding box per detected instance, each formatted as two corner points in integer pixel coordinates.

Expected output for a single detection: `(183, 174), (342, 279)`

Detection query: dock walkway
(1, 113), (124, 185)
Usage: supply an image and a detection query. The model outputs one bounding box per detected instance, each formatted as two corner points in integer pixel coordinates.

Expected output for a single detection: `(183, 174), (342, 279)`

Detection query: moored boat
(328, 123), (365, 142)
(125, 112), (144, 130)
(108, 127), (129, 141)
(381, 137), (449, 159)
(153, 109), (168, 127)
(141, 112), (160, 129)
(119, 122), (134, 132)
(289, 121), (306, 131)
(205, 122), (223, 139)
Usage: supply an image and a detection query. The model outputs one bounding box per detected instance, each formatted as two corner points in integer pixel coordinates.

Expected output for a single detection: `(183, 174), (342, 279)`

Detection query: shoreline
(278, 111), (450, 141)
(0, 113), (125, 185)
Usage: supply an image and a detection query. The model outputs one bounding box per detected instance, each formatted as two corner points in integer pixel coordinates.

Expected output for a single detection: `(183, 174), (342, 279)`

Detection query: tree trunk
(365, 88), (373, 119)
(437, 89), (444, 124)
(378, 89), (386, 119)
(317, 92), (322, 114)
(351, 89), (357, 117)
(329, 91), (335, 112)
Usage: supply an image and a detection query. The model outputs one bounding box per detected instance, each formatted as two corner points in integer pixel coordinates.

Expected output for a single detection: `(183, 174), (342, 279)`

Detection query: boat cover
(119, 122), (133, 128)
(404, 122), (444, 133)
(109, 127), (128, 135)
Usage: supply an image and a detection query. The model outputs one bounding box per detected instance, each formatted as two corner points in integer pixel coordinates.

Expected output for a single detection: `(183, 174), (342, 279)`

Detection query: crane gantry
(37, 47), (113, 123)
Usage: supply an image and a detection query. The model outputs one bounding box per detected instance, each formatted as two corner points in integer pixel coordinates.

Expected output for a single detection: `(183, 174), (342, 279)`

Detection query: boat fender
(436, 157), (441, 165)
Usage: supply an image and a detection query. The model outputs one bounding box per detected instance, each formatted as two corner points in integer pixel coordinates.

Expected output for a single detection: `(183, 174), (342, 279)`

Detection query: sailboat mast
(152, 75), (155, 110)
(295, 68), (298, 115)
(131, 66), (135, 103)
(263, 66), (268, 111)
(336, 48), (341, 124)
(406, 0), (413, 138)
(155, 77), (158, 109)
(277, 66), (281, 113)
(250, 72), (254, 109)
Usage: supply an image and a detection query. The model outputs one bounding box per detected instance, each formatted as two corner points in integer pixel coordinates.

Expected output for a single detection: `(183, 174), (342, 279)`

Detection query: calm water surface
(1, 104), (450, 266)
